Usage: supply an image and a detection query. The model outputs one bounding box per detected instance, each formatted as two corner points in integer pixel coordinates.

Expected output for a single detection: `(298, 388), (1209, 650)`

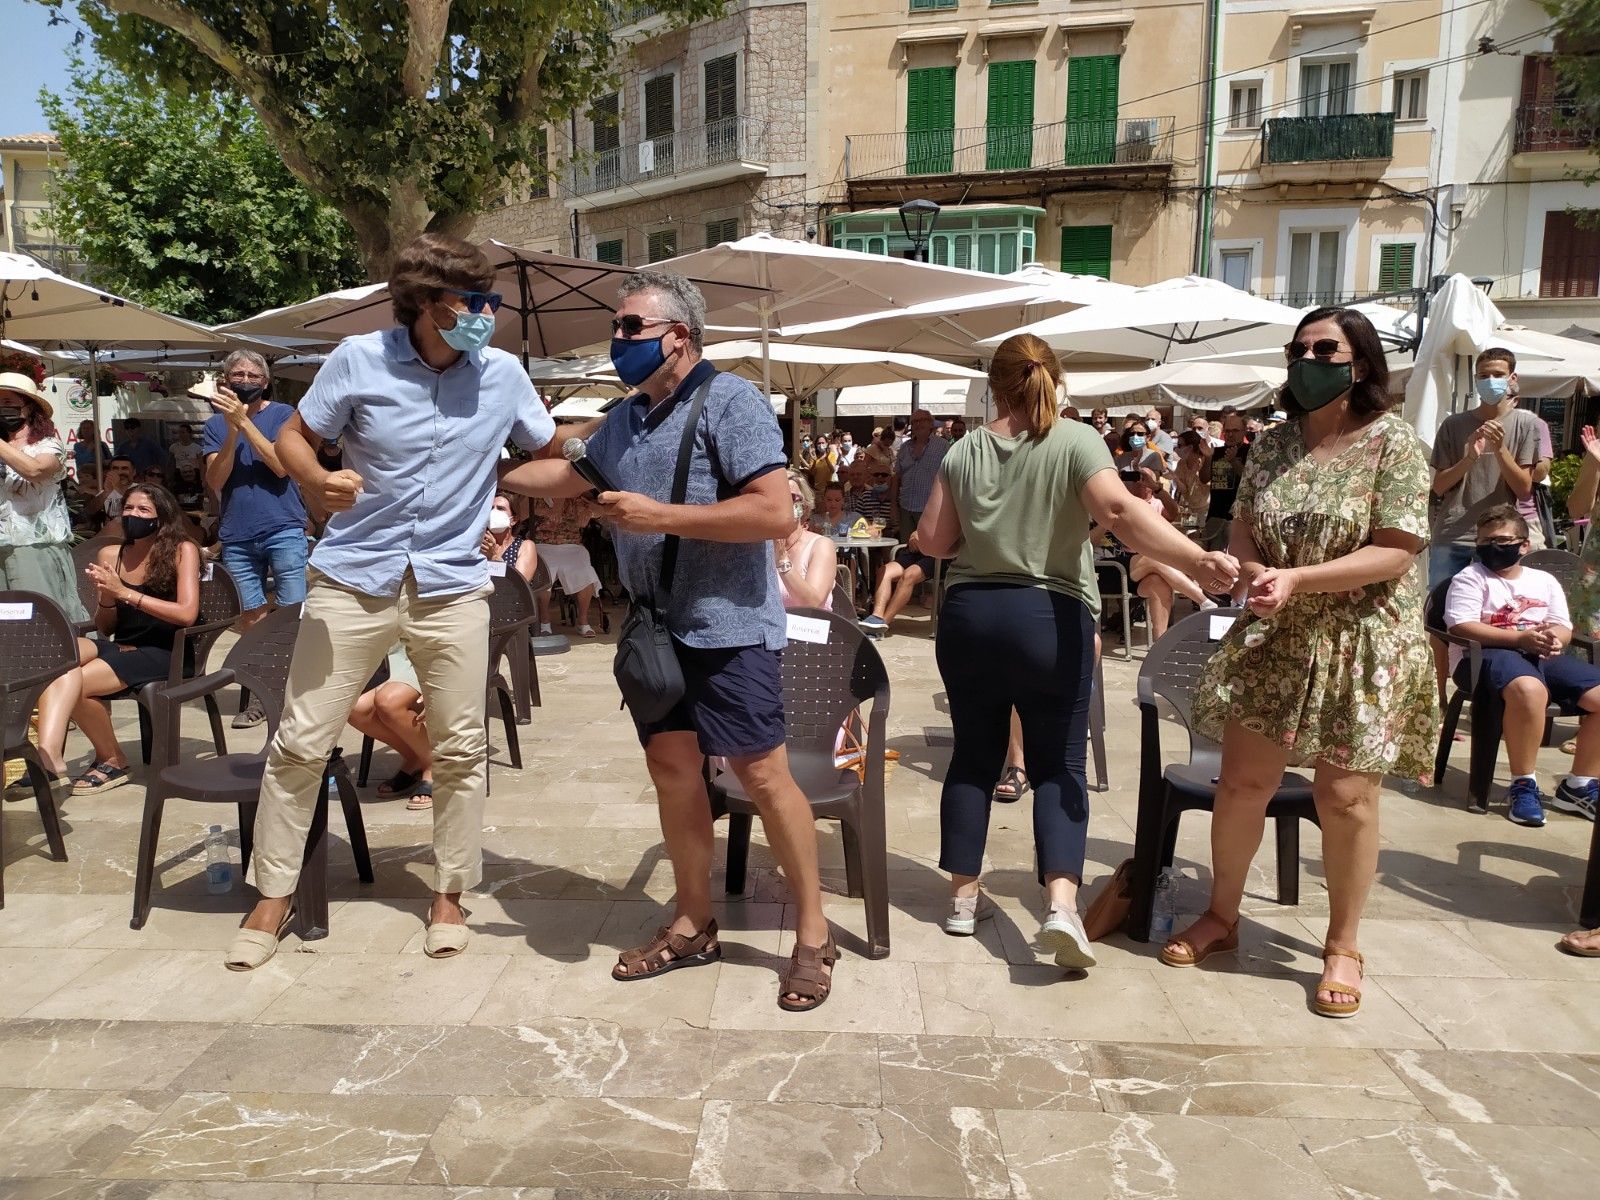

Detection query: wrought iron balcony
(603, 2), (662, 25)
(567, 117), (767, 200)
(843, 116), (1174, 184)
(1515, 101), (1598, 155)
(1261, 112), (1394, 165)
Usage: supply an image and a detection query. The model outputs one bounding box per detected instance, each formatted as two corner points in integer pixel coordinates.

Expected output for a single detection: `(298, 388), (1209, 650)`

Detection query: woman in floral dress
(1161, 308), (1438, 1019)
(0, 373), (86, 622)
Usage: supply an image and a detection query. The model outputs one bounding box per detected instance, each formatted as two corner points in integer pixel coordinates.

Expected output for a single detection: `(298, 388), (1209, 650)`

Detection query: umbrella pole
(89, 345), (104, 484)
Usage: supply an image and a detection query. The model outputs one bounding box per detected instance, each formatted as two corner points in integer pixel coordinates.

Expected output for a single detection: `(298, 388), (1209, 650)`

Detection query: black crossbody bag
(612, 377), (713, 722)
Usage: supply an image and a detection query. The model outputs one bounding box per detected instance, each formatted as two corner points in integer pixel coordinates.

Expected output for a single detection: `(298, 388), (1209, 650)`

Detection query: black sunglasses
(442, 288), (503, 314)
(610, 314), (677, 338)
(1285, 338), (1350, 361)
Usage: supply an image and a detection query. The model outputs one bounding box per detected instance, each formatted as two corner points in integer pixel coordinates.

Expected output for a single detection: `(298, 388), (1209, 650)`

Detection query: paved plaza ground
(2, 609), (1599, 1199)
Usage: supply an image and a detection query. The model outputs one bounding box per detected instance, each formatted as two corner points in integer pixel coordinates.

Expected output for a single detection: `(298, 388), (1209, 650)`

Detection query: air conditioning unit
(1118, 119), (1157, 164)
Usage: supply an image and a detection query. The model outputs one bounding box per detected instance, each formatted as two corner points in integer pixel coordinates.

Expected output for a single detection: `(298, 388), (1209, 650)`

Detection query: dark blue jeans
(935, 583), (1094, 883)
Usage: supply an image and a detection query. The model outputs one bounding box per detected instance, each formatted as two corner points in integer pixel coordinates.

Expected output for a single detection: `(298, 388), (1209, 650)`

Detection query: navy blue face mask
(610, 336), (668, 387)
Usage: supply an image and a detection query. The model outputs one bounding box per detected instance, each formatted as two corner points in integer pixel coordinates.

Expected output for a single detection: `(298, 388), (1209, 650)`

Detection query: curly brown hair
(120, 484), (195, 599)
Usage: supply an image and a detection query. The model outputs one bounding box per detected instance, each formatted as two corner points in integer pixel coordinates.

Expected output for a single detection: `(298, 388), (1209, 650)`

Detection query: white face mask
(488, 509), (513, 533)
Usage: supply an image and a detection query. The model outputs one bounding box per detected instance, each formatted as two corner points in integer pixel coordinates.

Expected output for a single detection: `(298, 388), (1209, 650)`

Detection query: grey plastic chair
(707, 607), (893, 958)
(1096, 558), (1152, 660)
(1126, 607), (1318, 940)
(487, 570), (538, 773)
(0, 591), (78, 906)
(140, 603), (372, 935)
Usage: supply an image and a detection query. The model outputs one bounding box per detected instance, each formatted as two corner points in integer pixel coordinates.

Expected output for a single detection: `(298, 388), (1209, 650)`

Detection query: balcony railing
(567, 117), (767, 197)
(843, 116), (1174, 181)
(1261, 112), (1394, 164)
(603, 1), (662, 24)
(1515, 101), (1598, 155)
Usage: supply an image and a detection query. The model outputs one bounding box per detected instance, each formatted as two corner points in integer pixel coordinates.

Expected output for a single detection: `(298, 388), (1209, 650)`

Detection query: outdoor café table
(830, 535), (898, 610)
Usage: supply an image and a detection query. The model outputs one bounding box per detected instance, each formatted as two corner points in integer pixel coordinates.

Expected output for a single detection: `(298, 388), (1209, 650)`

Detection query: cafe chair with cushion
(0, 591), (79, 906)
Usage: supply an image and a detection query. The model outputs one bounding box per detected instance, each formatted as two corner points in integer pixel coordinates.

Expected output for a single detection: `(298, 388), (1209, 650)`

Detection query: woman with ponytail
(918, 334), (1240, 967)
(35, 483), (201, 794)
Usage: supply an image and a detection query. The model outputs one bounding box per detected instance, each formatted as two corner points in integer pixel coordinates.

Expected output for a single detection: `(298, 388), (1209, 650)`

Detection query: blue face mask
(1127, 434), (1147, 450)
(1476, 376), (1510, 404)
(610, 336), (668, 387)
(436, 308), (495, 353)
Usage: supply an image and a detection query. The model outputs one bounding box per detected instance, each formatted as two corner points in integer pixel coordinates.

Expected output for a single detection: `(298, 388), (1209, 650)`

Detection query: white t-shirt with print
(1442, 560), (1570, 671)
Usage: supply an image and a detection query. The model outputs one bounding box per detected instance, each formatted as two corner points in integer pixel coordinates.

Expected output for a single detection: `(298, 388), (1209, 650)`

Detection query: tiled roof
(0, 133), (62, 149)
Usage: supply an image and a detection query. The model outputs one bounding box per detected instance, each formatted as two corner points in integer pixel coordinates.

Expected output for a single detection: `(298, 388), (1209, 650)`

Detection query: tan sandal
(1158, 910), (1239, 967)
(612, 920), (721, 981)
(1558, 928), (1600, 957)
(223, 904), (296, 972)
(1315, 945), (1364, 1018)
(779, 931), (837, 1012)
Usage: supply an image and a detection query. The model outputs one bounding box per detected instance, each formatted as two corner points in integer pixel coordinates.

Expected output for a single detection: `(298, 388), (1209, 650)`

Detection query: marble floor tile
(471, 954), (718, 1030)
(254, 953), (510, 1026)
(916, 962), (1191, 1043)
(1383, 976), (1600, 1053)
(709, 956), (925, 1035)
(1450, 918), (1600, 982)
(1156, 967), (1442, 1050)
(0, 1018), (224, 1090)
(593, 900), (787, 960)
(67, 897), (257, 952)
(689, 1101), (1010, 1198)
(0, 1087), (178, 1177)
(1319, 917), (1512, 978)
(796, 900), (1014, 967)
(23, 949), (312, 1023)
(598, 1028), (883, 1104)
(0, 947), (109, 1016)
(397, 898), (609, 958)
(0, 1181), (318, 1200)
(0, 893), (124, 946)
(876, 1034), (1095, 1111)
(1086, 1041), (1427, 1120)
(102, 1092), (451, 1183)
(415, 1096), (701, 1189)
(1295, 1118), (1600, 1200)
(1382, 1048), (1600, 1126)
(995, 1110), (1339, 1200)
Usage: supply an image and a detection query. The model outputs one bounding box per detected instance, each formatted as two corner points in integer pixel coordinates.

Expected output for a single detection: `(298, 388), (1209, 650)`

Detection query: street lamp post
(898, 198), (941, 420)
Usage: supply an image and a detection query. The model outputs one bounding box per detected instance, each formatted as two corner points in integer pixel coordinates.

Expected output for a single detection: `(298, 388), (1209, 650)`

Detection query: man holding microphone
(224, 234), (555, 971)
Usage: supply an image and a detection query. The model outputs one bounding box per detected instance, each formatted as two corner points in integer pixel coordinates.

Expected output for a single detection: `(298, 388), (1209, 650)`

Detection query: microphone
(562, 437), (618, 494)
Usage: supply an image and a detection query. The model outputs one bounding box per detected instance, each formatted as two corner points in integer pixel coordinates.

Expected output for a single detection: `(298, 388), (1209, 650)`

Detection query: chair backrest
(0, 590), (81, 752)
(71, 537), (116, 614)
(1524, 548), (1583, 597)
(829, 582), (854, 616)
(489, 570), (537, 635)
(528, 557), (553, 594)
(187, 562), (244, 673)
(218, 603), (306, 735)
(1424, 578), (1452, 636)
(1135, 606), (1242, 751)
(780, 607), (890, 755)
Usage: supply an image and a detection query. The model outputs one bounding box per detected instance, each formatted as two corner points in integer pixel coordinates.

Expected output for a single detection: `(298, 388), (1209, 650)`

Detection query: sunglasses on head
(1285, 338), (1350, 361)
(442, 288), (503, 314)
(610, 314), (677, 338)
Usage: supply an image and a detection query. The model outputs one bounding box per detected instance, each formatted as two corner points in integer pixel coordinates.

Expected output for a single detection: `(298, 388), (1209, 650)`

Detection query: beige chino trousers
(249, 571), (492, 897)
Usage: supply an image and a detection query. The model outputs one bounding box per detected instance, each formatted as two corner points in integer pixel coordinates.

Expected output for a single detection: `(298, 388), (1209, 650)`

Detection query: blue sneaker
(1506, 778), (1547, 827)
(1550, 778), (1598, 822)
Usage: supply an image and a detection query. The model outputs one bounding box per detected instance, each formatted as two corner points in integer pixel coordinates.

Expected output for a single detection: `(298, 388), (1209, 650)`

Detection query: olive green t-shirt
(940, 421), (1115, 617)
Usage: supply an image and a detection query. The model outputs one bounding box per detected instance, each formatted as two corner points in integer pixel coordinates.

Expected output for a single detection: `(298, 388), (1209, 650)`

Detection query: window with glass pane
(1391, 71), (1427, 120)
(909, 0), (957, 10)
(1228, 83), (1262, 129)
(595, 239), (624, 265)
(1377, 242), (1417, 292)
(1300, 60), (1353, 118)
(1287, 230), (1342, 304)
(1219, 248), (1252, 292)
(647, 229), (677, 263)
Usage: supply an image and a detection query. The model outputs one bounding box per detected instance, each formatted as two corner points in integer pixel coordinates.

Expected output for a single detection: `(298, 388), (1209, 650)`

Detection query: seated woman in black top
(36, 483), (201, 794)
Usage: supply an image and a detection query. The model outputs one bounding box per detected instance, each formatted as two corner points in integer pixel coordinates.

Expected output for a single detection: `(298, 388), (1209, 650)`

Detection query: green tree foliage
(1547, 2), (1600, 138)
(40, 59), (362, 323)
(42, 1), (724, 277)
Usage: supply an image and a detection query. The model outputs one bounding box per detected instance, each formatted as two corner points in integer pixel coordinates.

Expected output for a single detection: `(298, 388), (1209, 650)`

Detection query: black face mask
(122, 515), (160, 543)
(228, 382), (266, 403)
(0, 407), (22, 437)
(1475, 542), (1523, 572)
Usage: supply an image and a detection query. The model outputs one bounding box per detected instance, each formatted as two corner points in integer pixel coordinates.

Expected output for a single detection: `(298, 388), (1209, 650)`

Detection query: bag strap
(656, 373), (716, 611)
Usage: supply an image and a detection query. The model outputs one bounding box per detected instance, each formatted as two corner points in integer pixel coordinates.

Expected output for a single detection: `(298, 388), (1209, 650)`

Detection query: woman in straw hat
(0, 372), (85, 622)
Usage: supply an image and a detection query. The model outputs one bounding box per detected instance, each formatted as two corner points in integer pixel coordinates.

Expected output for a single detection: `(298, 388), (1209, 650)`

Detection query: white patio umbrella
(980, 275), (1307, 363)
(1401, 275), (1509, 445)
(704, 340), (985, 399)
(1069, 360), (1287, 409)
(0, 252), (231, 476)
(295, 240), (767, 361)
(215, 282), (387, 344)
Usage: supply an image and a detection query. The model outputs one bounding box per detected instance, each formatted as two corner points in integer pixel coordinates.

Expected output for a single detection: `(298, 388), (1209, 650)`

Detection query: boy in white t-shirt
(1445, 504), (1600, 826)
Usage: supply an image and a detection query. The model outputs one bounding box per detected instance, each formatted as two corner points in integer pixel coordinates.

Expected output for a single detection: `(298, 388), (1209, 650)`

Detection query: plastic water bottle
(1150, 869), (1177, 940)
(204, 824), (233, 894)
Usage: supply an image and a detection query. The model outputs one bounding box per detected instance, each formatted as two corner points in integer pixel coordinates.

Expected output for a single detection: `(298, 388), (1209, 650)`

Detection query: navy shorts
(1455, 648), (1600, 713)
(633, 641), (787, 757)
(893, 545), (935, 578)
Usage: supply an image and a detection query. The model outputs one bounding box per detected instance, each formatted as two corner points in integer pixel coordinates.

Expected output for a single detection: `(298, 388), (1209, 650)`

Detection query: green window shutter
(986, 60), (1036, 170)
(1378, 242), (1416, 292)
(595, 239), (624, 266)
(647, 229), (677, 262)
(592, 93), (620, 153)
(909, 0), (957, 10)
(1060, 225), (1113, 279)
(704, 55), (738, 163)
(704, 217), (738, 247)
(907, 66), (956, 173)
(1067, 55), (1120, 166)
(645, 74), (675, 174)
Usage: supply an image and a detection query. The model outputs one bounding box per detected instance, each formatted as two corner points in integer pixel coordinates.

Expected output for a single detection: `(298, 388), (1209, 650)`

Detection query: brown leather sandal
(779, 932), (837, 1012)
(612, 920), (721, 981)
(1314, 946), (1364, 1019)
(1158, 910), (1239, 967)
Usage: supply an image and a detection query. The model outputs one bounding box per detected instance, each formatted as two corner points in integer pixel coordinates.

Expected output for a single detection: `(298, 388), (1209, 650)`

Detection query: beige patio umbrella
(705, 340), (985, 397)
(215, 282), (387, 345)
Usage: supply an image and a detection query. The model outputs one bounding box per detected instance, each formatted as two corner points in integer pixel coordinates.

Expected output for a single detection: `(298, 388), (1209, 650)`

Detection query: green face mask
(1287, 359), (1353, 412)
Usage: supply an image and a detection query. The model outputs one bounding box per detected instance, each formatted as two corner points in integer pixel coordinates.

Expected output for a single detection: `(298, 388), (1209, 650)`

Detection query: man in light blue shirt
(226, 234), (555, 972)
(891, 407), (948, 537)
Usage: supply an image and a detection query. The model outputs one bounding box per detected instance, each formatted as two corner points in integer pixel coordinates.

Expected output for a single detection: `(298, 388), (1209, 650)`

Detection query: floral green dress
(1192, 411), (1439, 776)
(1569, 497), (1600, 640)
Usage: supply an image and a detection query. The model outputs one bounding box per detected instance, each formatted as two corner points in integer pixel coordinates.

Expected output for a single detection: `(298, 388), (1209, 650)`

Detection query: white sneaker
(943, 892), (993, 936)
(1040, 907), (1096, 969)
(538, 623), (553, 635)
